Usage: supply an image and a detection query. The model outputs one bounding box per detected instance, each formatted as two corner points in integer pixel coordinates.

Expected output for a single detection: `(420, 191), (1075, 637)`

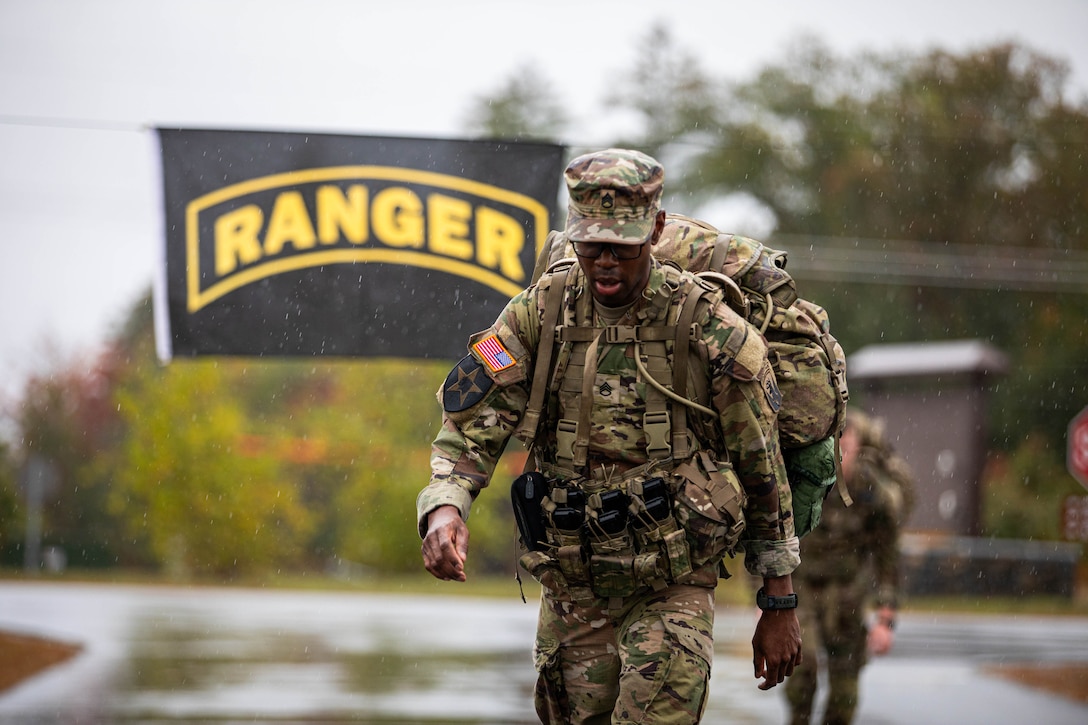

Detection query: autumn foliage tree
(7, 345), (129, 567)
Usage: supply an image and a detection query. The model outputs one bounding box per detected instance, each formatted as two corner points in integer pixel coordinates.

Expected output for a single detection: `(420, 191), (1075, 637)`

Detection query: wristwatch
(756, 587), (798, 611)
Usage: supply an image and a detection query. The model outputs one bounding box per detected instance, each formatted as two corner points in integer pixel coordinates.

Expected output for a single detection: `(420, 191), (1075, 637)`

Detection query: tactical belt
(521, 452), (745, 607)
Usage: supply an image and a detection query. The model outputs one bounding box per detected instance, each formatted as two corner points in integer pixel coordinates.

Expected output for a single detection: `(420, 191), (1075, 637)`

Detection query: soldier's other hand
(868, 606), (897, 655)
(868, 622), (895, 655)
(752, 609), (803, 690)
(421, 505), (469, 582)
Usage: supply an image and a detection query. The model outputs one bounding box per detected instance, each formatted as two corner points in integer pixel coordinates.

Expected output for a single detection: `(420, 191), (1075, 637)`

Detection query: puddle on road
(0, 587), (815, 724)
(110, 609), (539, 724)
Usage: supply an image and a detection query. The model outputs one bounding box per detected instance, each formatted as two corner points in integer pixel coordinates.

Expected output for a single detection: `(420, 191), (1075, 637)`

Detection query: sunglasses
(572, 241), (646, 260)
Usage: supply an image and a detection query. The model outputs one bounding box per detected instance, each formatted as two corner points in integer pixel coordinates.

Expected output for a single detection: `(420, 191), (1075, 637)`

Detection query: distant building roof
(848, 339), (1009, 380)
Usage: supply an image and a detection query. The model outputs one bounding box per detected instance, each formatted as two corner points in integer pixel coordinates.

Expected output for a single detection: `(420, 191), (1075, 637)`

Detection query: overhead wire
(775, 235), (1088, 293)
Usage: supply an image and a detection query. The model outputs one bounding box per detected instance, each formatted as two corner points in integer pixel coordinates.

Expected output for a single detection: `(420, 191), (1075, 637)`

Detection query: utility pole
(22, 455), (56, 574)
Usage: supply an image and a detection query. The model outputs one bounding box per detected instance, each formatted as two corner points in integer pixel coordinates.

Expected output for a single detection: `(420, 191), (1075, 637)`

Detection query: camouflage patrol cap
(564, 148), (664, 244)
(846, 408), (887, 448)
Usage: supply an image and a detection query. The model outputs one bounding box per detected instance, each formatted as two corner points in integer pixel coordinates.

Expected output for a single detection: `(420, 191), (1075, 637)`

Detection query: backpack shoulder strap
(530, 230), (574, 286)
(668, 276), (713, 460)
(514, 262), (574, 443)
(708, 232), (734, 274)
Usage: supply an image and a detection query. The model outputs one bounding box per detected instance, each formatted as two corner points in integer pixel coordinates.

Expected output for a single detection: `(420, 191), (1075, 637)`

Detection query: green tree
(96, 294), (314, 577)
(687, 40), (1086, 241)
(605, 22), (720, 161)
(107, 357), (313, 577)
(11, 350), (130, 568)
(301, 358), (449, 573)
(982, 435), (1082, 540)
(0, 439), (21, 564)
(462, 63), (567, 142)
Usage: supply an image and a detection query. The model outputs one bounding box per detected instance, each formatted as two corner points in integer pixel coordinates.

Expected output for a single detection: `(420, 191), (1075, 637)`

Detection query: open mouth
(594, 278), (622, 294)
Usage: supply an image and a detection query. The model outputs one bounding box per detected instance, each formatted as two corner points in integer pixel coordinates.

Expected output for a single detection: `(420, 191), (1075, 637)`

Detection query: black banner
(156, 129), (565, 360)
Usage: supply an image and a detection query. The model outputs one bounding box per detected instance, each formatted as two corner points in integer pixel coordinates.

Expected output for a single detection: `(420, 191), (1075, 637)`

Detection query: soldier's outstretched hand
(421, 505), (469, 582)
(752, 609), (803, 690)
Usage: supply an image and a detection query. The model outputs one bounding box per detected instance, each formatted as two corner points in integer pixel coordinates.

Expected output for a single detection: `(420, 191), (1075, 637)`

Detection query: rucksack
(530, 213), (851, 534)
(651, 214), (849, 447)
(850, 410), (916, 523)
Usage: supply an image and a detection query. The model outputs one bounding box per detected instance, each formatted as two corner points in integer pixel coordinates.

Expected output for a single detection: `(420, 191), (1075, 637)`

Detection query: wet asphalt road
(1, 580), (1086, 724)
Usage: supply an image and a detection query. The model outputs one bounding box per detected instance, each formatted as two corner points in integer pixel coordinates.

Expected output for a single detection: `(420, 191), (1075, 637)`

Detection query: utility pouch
(630, 477), (692, 583)
(588, 554), (636, 599)
(518, 550), (566, 592)
(587, 489), (631, 542)
(548, 487), (586, 540)
(545, 487), (593, 597)
(672, 452), (746, 570)
(586, 489), (636, 598)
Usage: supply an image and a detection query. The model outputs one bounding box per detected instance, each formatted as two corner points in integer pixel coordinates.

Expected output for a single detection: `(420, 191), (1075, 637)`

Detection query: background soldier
(418, 148), (802, 724)
(784, 408), (914, 725)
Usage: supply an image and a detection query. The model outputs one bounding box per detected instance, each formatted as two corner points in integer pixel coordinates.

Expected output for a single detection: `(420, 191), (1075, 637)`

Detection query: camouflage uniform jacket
(418, 260), (800, 579)
(796, 444), (906, 606)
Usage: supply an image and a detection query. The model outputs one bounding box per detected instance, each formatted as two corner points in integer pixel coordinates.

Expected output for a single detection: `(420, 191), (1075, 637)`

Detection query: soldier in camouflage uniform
(784, 409), (912, 725)
(418, 149), (803, 724)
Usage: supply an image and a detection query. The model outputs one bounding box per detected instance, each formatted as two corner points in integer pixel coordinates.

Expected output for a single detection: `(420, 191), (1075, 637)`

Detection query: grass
(0, 567), (529, 597)
(4, 566), (1088, 616)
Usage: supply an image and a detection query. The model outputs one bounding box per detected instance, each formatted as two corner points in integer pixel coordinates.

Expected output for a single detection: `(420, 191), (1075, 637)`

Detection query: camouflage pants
(533, 583), (714, 725)
(784, 577), (868, 725)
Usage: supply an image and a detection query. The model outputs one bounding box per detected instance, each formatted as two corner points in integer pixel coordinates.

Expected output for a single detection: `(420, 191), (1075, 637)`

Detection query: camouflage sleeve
(702, 298), (799, 578)
(858, 454), (906, 606)
(415, 284), (545, 538)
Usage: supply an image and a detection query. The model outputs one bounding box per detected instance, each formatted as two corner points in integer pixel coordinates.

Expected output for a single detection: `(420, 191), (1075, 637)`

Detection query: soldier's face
(577, 241), (652, 307)
(576, 211), (663, 307)
(840, 425), (861, 479)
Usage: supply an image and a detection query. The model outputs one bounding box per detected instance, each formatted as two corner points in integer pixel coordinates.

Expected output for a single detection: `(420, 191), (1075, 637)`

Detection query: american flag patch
(472, 334), (515, 373)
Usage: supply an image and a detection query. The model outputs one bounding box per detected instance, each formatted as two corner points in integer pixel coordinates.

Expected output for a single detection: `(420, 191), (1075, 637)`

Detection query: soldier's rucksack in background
(532, 213), (851, 535)
(850, 410), (916, 524)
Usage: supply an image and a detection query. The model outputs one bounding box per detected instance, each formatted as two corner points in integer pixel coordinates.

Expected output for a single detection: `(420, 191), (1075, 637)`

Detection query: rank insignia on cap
(442, 355), (493, 412)
(472, 334), (516, 374)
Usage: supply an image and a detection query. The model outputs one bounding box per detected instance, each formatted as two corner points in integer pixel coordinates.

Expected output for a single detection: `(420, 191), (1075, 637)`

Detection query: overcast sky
(2, 0), (1086, 404)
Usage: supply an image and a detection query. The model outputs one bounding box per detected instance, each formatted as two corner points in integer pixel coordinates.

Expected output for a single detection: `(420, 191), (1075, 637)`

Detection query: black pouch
(511, 472), (548, 551)
(586, 489), (636, 598)
(631, 477), (692, 583)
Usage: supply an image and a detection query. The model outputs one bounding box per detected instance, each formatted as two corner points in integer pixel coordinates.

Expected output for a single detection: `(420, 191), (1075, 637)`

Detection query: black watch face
(759, 591), (797, 610)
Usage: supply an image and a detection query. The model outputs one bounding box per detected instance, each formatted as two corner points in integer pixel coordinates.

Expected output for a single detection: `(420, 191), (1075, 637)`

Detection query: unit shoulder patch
(442, 355), (494, 412)
(760, 361), (782, 412)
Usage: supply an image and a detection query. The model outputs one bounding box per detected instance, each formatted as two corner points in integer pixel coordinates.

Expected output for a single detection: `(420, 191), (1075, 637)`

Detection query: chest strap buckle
(644, 410), (672, 459)
(556, 418), (578, 464)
